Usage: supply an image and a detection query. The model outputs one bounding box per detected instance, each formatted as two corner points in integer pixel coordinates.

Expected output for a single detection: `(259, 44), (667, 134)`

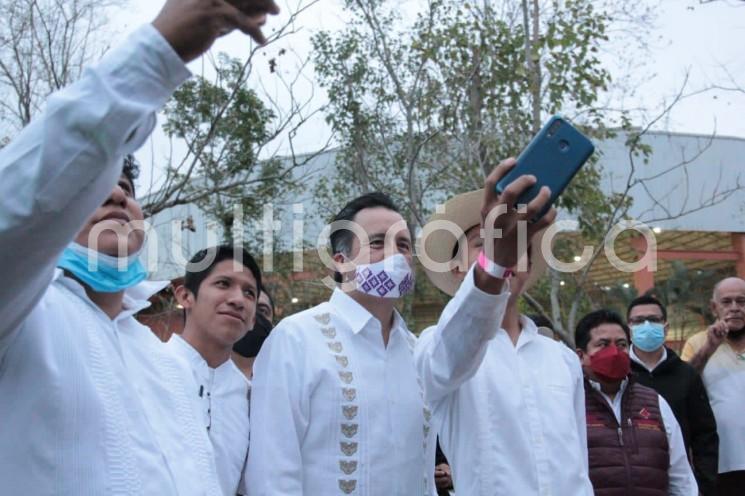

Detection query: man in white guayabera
(0, 1), (279, 494)
(415, 185), (594, 496)
(246, 158), (555, 496)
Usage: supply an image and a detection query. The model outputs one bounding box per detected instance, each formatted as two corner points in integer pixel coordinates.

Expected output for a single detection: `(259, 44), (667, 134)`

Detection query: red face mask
(589, 345), (630, 382)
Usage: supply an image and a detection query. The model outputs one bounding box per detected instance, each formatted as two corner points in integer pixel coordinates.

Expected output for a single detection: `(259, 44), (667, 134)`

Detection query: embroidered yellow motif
(340, 441), (358, 456)
(423, 425), (430, 437)
(327, 341), (343, 353)
(338, 371), (354, 384)
(314, 313), (331, 325)
(321, 327), (336, 339)
(342, 388), (356, 401)
(339, 479), (357, 494)
(423, 408), (432, 422)
(342, 405), (358, 420)
(341, 423), (359, 438)
(335, 355), (349, 368)
(339, 460), (358, 475)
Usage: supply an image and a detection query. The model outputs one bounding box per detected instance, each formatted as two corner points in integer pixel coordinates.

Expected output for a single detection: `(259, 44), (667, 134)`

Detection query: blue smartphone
(495, 115), (595, 221)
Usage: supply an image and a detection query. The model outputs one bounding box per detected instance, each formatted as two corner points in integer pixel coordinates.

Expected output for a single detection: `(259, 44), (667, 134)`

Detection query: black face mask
(728, 327), (745, 341)
(233, 313), (273, 358)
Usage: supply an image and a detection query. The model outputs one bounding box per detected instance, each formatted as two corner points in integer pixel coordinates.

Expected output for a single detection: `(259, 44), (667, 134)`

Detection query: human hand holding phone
(496, 115), (595, 222)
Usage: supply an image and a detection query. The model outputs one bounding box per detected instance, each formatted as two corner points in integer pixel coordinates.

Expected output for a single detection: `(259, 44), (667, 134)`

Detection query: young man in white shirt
(0, 1), (279, 494)
(576, 309), (698, 495)
(247, 159), (554, 495)
(169, 245), (262, 495)
(416, 188), (594, 496)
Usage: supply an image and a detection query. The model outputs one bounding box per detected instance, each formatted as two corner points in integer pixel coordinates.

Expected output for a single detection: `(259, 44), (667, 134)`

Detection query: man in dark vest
(627, 295), (719, 495)
(575, 309), (698, 495)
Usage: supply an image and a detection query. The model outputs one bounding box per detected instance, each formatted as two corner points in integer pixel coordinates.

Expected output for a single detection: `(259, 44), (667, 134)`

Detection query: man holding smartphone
(416, 172), (594, 496)
(247, 161), (553, 495)
(0, 1), (278, 494)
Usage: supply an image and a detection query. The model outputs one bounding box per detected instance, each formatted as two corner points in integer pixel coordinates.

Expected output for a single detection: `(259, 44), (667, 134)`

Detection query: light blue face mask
(57, 242), (147, 293)
(631, 321), (666, 352)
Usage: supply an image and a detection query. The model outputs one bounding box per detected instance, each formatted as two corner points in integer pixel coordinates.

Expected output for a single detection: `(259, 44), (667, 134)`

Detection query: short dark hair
(184, 245), (262, 298)
(260, 288), (275, 313)
(575, 309), (630, 351)
(329, 192), (400, 283)
(627, 295), (667, 321)
(122, 154), (140, 197)
(528, 314), (554, 330)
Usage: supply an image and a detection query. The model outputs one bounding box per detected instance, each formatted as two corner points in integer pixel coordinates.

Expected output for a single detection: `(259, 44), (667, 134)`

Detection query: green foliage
(162, 54), (292, 243)
(312, 0), (622, 231)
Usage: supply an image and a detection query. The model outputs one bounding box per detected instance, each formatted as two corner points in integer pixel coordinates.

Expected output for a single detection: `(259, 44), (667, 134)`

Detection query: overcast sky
(110, 0), (745, 192)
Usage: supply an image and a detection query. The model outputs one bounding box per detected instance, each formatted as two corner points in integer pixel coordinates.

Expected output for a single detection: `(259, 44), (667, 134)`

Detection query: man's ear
(174, 284), (195, 310)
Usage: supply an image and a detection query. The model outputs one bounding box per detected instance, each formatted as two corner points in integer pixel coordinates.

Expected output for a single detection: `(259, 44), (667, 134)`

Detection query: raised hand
(153, 0), (280, 63)
(480, 157), (557, 269)
(705, 319), (728, 351)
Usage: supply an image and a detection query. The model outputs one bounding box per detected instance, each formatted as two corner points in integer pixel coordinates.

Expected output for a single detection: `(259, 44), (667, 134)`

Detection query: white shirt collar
(629, 345), (667, 372)
(171, 334), (241, 375)
(53, 268), (168, 315)
(329, 288), (406, 336)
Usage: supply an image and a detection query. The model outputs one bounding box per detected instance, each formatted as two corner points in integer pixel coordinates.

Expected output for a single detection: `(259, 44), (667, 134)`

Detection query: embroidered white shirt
(416, 294), (593, 496)
(247, 265), (511, 496)
(0, 24), (221, 496)
(168, 335), (251, 496)
(589, 380), (698, 496)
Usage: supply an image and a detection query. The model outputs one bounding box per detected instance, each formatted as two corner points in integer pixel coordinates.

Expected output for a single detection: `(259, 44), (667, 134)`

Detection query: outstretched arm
(0, 0), (279, 359)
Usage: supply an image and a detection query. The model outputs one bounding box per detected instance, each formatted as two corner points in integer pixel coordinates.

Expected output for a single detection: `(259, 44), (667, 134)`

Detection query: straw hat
(419, 189), (549, 296)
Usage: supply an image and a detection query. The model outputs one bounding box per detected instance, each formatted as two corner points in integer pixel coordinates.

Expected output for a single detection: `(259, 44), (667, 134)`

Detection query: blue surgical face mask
(57, 242), (147, 293)
(631, 321), (666, 352)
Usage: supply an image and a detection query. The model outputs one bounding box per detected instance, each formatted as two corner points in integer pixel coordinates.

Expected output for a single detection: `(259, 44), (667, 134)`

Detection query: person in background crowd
(416, 186), (593, 496)
(0, 2), (280, 493)
(434, 439), (454, 496)
(682, 277), (745, 495)
(247, 159), (543, 495)
(576, 309), (698, 495)
(528, 313), (559, 340)
(256, 289), (275, 323)
(168, 245), (261, 495)
(232, 289), (275, 380)
(626, 295), (719, 495)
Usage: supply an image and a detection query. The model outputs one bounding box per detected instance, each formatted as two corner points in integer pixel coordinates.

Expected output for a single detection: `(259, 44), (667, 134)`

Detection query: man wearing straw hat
(415, 185), (593, 495)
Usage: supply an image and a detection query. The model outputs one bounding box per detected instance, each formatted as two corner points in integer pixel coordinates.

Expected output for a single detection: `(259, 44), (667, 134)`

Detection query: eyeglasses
(628, 315), (665, 325)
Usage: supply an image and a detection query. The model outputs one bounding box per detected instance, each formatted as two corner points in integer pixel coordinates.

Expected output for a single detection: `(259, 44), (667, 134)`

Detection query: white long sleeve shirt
(0, 24), (221, 495)
(246, 268), (510, 496)
(589, 379), (699, 496)
(415, 279), (593, 496)
(168, 335), (251, 496)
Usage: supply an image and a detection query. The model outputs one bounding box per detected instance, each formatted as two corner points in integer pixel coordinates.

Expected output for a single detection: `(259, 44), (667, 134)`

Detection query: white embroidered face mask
(353, 254), (415, 298)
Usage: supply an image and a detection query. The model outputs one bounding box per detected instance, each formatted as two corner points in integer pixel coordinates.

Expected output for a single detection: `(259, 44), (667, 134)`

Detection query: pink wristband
(477, 251), (514, 279)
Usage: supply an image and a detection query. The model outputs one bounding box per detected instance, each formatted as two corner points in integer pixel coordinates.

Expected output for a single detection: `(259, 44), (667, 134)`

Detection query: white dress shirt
(168, 335), (251, 496)
(589, 379), (698, 495)
(630, 345), (668, 372)
(0, 25), (221, 495)
(416, 277), (593, 496)
(246, 289), (433, 496)
(247, 266), (510, 496)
